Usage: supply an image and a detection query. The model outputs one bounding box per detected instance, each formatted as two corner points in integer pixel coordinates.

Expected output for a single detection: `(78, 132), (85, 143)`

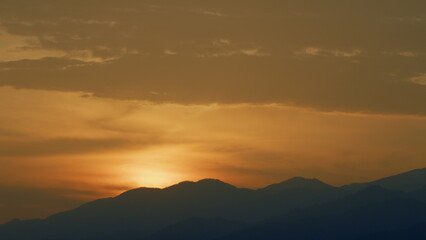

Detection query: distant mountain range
(1, 168), (426, 240)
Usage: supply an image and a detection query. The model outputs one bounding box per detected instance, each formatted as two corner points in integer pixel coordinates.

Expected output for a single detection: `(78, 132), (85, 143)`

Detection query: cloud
(0, 138), (140, 157)
(0, 31), (65, 62)
(212, 38), (231, 46)
(163, 49), (177, 55)
(199, 10), (228, 17)
(0, 1), (424, 115)
(0, 57), (98, 71)
(0, 30), (133, 63)
(396, 51), (418, 57)
(0, 87), (169, 154)
(300, 47), (362, 57)
(1, 53), (425, 115)
(410, 73), (426, 85)
(198, 48), (268, 57)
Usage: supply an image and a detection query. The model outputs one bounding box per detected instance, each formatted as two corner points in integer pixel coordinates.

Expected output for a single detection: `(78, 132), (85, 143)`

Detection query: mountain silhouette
(259, 177), (335, 192)
(146, 218), (249, 240)
(1, 168), (426, 240)
(343, 168), (426, 192)
(411, 185), (426, 203)
(219, 186), (426, 240)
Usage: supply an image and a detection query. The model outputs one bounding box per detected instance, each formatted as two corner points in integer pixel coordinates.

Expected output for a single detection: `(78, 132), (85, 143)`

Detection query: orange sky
(0, 0), (425, 223)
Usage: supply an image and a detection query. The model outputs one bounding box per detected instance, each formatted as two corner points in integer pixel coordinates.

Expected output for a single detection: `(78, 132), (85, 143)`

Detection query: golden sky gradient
(0, 0), (425, 223)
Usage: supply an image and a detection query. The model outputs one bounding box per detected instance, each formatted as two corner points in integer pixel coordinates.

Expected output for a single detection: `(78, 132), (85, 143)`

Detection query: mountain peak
(165, 179), (237, 191)
(285, 176), (322, 183)
(115, 187), (161, 199)
(197, 178), (229, 185)
(260, 177), (333, 192)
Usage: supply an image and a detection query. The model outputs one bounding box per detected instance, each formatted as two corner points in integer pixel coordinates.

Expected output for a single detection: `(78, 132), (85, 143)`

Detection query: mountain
(146, 218), (249, 240)
(249, 177), (344, 219)
(411, 185), (426, 203)
(219, 187), (426, 240)
(0, 177), (343, 240)
(1, 168), (426, 240)
(0, 179), (236, 240)
(0, 179), (254, 240)
(343, 168), (426, 192)
(259, 177), (335, 192)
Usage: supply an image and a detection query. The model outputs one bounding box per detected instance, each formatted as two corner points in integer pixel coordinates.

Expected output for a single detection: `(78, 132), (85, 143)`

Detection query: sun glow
(121, 146), (192, 188)
(129, 168), (184, 188)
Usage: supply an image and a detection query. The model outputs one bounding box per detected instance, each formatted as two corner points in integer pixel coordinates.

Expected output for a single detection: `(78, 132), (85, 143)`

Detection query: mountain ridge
(1, 168), (426, 240)
(342, 168), (426, 192)
(259, 177), (335, 193)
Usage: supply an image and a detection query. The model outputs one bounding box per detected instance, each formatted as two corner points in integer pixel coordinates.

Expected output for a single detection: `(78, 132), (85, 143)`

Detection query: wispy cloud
(410, 73), (426, 85)
(300, 47), (362, 57)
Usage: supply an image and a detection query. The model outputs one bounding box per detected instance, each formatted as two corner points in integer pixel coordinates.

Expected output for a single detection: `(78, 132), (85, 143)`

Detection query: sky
(0, 0), (425, 223)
